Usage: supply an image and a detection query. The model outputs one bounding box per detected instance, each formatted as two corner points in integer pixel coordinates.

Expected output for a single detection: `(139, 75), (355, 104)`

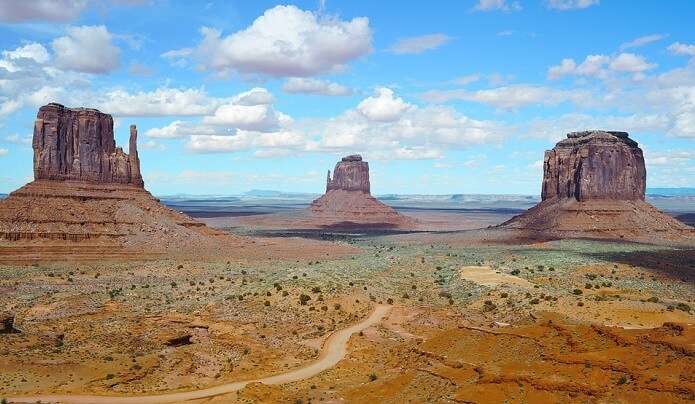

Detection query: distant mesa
(308, 154), (413, 229)
(502, 130), (693, 241)
(0, 103), (243, 262)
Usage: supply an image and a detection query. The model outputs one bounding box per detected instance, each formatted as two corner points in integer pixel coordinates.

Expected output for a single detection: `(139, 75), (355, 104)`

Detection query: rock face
(0, 103), (246, 260)
(326, 155), (370, 193)
(502, 130), (693, 242)
(33, 103), (144, 187)
(308, 155), (412, 229)
(541, 131), (645, 202)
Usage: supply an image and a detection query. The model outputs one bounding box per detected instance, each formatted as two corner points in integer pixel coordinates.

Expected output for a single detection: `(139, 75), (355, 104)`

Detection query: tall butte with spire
(308, 154), (413, 229)
(501, 130), (693, 242)
(0, 103), (241, 262)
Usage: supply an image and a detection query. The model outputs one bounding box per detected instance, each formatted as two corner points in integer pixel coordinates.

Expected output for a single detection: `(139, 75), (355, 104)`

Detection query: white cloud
(388, 34), (451, 55)
(473, 0), (521, 12)
(97, 87), (225, 117)
(144, 120), (222, 139)
(183, 5), (372, 77)
(620, 34), (668, 50)
(422, 84), (589, 109)
(357, 87), (411, 121)
(454, 74), (481, 86)
(0, 148), (7, 156)
(201, 88), (289, 131)
(52, 25), (120, 74)
(609, 53), (656, 73)
(282, 77), (352, 96)
(128, 62), (153, 76)
(186, 130), (306, 153)
(4, 133), (32, 145)
(139, 140), (166, 151)
(0, 0), (88, 22)
(668, 42), (695, 56)
(547, 53), (655, 79)
(1, 43), (50, 70)
(546, 0), (599, 11)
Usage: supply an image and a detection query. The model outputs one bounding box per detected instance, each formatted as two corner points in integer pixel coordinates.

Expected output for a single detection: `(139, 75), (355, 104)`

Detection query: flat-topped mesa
(541, 130), (645, 202)
(326, 154), (370, 193)
(32, 103), (144, 187)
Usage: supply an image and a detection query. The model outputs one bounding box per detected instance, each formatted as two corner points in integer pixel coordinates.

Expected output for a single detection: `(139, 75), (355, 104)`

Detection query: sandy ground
(2, 231), (694, 403)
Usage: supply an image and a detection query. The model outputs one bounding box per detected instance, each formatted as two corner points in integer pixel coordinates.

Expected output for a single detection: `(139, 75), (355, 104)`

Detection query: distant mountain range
(646, 188), (695, 196)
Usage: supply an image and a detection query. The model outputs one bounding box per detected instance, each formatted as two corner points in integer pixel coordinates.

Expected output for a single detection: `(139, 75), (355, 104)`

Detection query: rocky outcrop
(541, 131), (645, 201)
(308, 155), (413, 229)
(326, 155), (370, 193)
(0, 103), (250, 259)
(33, 103), (144, 187)
(502, 130), (693, 242)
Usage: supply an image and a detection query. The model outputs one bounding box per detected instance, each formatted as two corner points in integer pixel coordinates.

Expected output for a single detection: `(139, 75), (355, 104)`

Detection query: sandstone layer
(308, 155), (413, 229)
(502, 130), (693, 242)
(0, 104), (244, 261)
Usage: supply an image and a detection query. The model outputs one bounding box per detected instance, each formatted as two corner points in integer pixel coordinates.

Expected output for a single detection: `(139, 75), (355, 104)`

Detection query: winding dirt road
(8, 305), (390, 404)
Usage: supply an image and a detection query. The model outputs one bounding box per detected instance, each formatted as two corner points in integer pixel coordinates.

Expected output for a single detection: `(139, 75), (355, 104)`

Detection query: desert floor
(1, 228), (694, 403)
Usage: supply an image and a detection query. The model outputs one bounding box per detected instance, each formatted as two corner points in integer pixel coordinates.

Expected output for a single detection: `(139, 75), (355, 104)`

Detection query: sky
(0, 0), (694, 196)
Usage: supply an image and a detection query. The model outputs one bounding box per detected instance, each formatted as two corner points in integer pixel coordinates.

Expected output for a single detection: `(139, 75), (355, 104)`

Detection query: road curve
(8, 305), (391, 404)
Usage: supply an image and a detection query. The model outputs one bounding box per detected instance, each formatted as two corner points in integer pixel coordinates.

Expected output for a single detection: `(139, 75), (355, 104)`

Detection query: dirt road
(7, 305), (391, 404)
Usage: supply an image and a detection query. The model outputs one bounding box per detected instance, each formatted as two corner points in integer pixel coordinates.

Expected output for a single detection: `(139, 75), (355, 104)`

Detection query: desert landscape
(1, 2), (694, 404)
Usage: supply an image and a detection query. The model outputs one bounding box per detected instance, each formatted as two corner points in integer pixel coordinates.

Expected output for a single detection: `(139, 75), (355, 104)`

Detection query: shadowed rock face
(326, 154), (370, 193)
(541, 130), (645, 201)
(33, 103), (144, 187)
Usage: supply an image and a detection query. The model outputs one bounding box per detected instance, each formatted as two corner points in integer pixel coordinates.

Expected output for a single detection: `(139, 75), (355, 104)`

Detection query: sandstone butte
(501, 130), (694, 241)
(0, 103), (246, 262)
(308, 155), (413, 229)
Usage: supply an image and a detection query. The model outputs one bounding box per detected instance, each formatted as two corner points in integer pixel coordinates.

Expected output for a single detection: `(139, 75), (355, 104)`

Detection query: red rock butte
(308, 155), (413, 229)
(0, 103), (244, 263)
(502, 130), (693, 241)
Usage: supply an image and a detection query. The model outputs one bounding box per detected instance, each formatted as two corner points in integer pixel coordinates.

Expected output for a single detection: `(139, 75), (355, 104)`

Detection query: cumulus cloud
(620, 34), (668, 50)
(422, 84), (589, 109)
(388, 34), (451, 55)
(180, 5), (372, 77)
(144, 120), (222, 139)
(357, 87), (411, 121)
(187, 130), (306, 153)
(668, 42), (695, 56)
(547, 53), (655, 79)
(97, 87), (225, 116)
(609, 53), (656, 73)
(52, 25), (120, 74)
(0, 148), (7, 156)
(282, 78), (352, 96)
(4, 133), (32, 145)
(202, 88), (290, 131)
(472, 0), (521, 12)
(0, 0), (88, 22)
(546, 0), (599, 10)
(145, 87), (503, 159)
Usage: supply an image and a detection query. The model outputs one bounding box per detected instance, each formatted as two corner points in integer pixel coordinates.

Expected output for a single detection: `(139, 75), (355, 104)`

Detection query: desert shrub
(573, 289), (583, 295)
(386, 298), (394, 304)
(577, 301), (584, 307)
(311, 286), (321, 293)
(530, 298), (540, 305)
(264, 301), (270, 306)
(676, 303), (691, 313)
(369, 373), (378, 382)
(299, 294), (311, 305)
(585, 283), (593, 289)
(500, 292), (508, 298)
(282, 290), (289, 297)
(510, 269), (520, 275)
(402, 293), (409, 299)
(334, 303), (341, 310)
(646, 296), (659, 303)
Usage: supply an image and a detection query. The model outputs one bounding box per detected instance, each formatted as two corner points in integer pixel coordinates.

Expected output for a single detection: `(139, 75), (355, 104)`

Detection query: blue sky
(0, 0), (694, 195)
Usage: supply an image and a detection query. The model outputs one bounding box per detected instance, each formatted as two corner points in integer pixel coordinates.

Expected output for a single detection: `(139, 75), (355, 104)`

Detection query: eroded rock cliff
(326, 155), (370, 193)
(502, 130), (692, 242)
(541, 131), (645, 201)
(33, 103), (144, 187)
